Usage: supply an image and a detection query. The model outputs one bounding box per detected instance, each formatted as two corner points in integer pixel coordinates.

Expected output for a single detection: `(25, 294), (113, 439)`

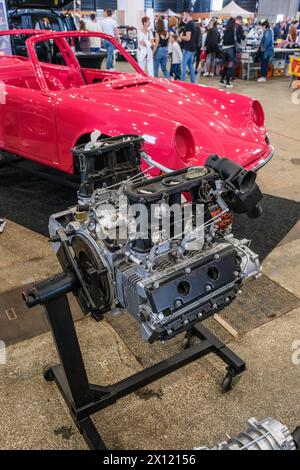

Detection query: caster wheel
(43, 364), (56, 382)
(221, 370), (241, 393)
(221, 373), (233, 393)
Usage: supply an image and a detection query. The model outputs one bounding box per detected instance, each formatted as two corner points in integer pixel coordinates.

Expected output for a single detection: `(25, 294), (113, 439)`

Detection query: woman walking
(203, 21), (220, 77)
(153, 18), (170, 78)
(220, 18), (236, 88)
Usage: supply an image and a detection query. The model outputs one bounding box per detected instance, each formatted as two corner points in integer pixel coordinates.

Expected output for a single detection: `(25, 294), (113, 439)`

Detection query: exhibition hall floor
(0, 77), (300, 449)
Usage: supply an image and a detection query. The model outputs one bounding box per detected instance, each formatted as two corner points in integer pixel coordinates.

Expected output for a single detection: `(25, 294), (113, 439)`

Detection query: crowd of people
(135, 12), (300, 87)
(135, 12), (278, 88)
(77, 9), (300, 88)
(78, 9), (119, 71)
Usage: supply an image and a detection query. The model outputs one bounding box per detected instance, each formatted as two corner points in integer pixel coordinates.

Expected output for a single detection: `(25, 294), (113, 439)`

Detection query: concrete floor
(0, 76), (300, 450)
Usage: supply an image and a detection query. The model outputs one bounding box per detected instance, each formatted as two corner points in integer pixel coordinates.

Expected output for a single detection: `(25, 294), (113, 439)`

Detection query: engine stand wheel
(221, 369), (242, 394)
(182, 332), (194, 350)
(43, 364), (56, 382)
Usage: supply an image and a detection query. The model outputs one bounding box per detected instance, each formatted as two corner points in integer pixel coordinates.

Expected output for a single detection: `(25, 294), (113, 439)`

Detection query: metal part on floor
(22, 272), (246, 450)
(196, 417), (300, 450)
(0, 218), (6, 233)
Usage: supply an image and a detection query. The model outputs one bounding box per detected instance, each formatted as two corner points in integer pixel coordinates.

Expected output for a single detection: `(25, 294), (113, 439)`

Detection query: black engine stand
(24, 277), (246, 450)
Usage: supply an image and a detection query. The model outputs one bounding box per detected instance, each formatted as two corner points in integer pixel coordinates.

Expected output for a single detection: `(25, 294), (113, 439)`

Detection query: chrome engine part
(49, 135), (263, 343)
(196, 417), (298, 450)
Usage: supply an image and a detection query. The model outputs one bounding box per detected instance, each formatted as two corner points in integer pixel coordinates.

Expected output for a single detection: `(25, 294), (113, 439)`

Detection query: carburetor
(48, 134), (262, 343)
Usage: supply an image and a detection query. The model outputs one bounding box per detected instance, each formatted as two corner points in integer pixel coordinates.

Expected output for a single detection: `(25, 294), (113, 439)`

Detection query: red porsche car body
(0, 30), (274, 175)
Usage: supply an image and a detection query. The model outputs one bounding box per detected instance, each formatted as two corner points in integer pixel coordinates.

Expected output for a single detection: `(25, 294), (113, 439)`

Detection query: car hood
(71, 76), (268, 168)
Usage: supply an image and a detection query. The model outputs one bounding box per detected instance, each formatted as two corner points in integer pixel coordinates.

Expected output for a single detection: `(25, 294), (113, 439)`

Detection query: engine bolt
(198, 313), (203, 319)
(225, 297), (230, 303)
(153, 282), (160, 289)
(213, 303), (218, 309)
(234, 271), (239, 277)
(175, 299), (183, 308)
(214, 254), (220, 260)
(205, 284), (212, 292)
(185, 267), (191, 274)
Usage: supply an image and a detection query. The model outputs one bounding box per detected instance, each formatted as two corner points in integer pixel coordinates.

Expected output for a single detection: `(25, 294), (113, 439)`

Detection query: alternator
(196, 417), (297, 450)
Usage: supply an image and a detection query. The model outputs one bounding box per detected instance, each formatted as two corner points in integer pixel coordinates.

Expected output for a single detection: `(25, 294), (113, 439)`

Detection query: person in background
(288, 20), (299, 43)
(273, 21), (283, 41)
(282, 19), (290, 40)
(153, 18), (170, 78)
(137, 16), (154, 77)
(79, 20), (91, 53)
(162, 15), (169, 31)
(100, 9), (120, 70)
(170, 34), (182, 80)
(233, 15), (245, 78)
(203, 20), (220, 77)
(194, 21), (203, 75)
(257, 20), (274, 83)
(220, 17), (236, 88)
(180, 11), (197, 83)
(168, 16), (179, 34)
(154, 14), (159, 32)
(235, 15), (245, 44)
(88, 13), (101, 53)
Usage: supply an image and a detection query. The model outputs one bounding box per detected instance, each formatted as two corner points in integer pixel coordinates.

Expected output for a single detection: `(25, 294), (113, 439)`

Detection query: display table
(242, 48), (300, 80)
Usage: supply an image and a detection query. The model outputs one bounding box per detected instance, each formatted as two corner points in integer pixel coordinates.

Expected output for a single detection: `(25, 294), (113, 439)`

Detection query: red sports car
(0, 30), (274, 175)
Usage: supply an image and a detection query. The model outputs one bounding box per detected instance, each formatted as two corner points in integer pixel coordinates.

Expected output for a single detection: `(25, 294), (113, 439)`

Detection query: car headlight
(174, 126), (195, 163)
(252, 100), (265, 127)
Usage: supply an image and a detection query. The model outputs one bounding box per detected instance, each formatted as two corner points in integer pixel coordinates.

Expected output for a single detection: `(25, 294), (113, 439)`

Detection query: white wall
(117, 0), (144, 28)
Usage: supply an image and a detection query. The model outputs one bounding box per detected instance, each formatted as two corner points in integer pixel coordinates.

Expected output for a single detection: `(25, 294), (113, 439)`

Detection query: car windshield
(35, 34), (140, 75)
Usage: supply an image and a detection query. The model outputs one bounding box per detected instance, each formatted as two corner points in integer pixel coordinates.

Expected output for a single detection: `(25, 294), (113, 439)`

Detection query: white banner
(0, 0), (12, 55)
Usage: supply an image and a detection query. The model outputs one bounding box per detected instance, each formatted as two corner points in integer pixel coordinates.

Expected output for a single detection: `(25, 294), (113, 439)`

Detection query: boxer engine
(49, 135), (262, 343)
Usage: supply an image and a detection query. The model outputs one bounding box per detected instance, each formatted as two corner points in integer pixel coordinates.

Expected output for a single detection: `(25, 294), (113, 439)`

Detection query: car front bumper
(250, 145), (275, 172)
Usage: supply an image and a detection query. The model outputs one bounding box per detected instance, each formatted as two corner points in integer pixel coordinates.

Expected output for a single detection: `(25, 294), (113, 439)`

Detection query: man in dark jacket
(236, 16), (245, 45)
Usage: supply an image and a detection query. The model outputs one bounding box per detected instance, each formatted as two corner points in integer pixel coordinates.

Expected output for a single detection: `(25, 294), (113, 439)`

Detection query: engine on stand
(22, 134), (269, 450)
(48, 134), (262, 343)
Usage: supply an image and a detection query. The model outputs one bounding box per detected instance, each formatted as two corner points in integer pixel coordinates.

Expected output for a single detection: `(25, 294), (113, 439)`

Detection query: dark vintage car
(5, 1), (105, 69)
(117, 25), (138, 60)
(7, 0), (76, 56)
